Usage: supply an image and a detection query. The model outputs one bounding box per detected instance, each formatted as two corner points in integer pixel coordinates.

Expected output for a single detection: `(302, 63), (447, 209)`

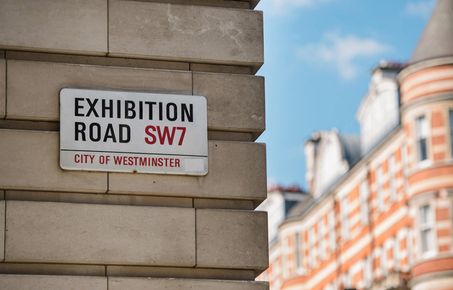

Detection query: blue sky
(256, 0), (435, 189)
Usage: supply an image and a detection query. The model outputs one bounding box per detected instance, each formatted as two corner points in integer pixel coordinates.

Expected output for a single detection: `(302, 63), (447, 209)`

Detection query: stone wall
(0, 0), (268, 288)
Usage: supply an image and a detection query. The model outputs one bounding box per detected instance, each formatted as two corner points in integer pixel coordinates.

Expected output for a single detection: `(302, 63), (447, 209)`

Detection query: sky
(256, 0), (435, 189)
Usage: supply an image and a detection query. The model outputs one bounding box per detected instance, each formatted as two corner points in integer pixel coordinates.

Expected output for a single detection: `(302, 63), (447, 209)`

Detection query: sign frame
(59, 88), (208, 176)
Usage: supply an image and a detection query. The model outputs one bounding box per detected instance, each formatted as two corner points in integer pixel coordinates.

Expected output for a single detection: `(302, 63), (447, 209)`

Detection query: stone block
(193, 72), (265, 134)
(0, 120), (59, 132)
(0, 274), (106, 290)
(5, 201), (195, 266)
(0, 0), (107, 54)
(109, 1), (263, 67)
(0, 201), (4, 262)
(208, 131), (256, 142)
(6, 51), (190, 71)
(137, 0), (251, 9)
(107, 266), (256, 280)
(0, 129), (107, 193)
(0, 263), (105, 276)
(194, 198), (255, 210)
(0, 59), (4, 119)
(190, 63), (252, 74)
(109, 141), (266, 201)
(6, 60), (191, 121)
(6, 190), (193, 208)
(109, 277), (269, 290)
(196, 209), (268, 270)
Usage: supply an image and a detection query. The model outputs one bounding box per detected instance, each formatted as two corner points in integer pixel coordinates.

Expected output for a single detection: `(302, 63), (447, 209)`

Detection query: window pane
(419, 204), (433, 254)
(416, 116), (429, 161)
(419, 138), (428, 160)
(421, 228), (431, 253)
(416, 116), (428, 137)
(420, 204), (430, 224)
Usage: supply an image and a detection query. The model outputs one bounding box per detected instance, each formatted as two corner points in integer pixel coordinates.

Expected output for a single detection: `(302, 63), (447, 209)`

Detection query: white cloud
(405, 0), (435, 19)
(265, 0), (333, 15)
(297, 32), (391, 80)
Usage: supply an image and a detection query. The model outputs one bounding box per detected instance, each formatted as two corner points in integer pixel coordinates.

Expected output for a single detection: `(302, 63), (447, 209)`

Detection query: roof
(372, 60), (406, 73)
(267, 184), (305, 193)
(286, 196), (315, 218)
(338, 134), (361, 166)
(411, 0), (453, 63)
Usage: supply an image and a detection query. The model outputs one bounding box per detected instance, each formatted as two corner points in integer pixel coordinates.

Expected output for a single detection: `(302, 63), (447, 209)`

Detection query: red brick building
(259, 1), (453, 289)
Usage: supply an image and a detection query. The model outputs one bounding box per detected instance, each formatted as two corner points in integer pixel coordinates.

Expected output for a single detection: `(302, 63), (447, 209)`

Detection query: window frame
(415, 115), (429, 162)
(418, 203), (435, 256)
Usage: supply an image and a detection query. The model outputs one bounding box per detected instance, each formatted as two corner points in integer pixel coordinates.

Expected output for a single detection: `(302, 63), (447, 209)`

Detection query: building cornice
(398, 57), (453, 81)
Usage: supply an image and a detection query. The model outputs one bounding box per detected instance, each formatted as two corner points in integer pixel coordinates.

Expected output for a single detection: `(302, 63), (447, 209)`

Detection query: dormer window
(415, 115), (429, 161)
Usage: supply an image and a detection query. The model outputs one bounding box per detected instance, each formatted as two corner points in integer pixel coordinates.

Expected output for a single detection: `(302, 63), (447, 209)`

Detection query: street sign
(60, 88), (208, 175)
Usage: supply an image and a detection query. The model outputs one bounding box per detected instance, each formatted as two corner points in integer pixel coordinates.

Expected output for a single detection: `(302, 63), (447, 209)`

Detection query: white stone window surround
(281, 235), (290, 279)
(319, 219), (326, 261)
(389, 155), (398, 202)
(376, 166), (386, 212)
(394, 233), (401, 270)
(385, 238), (395, 271)
(380, 244), (388, 275)
(360, 179), (370, 225)
(402, 143), (409, 177)
(341, 197), (350, 240)
(364, 255), (373, 288)
(328, 211), (336, 252)
(407, 227), (415, 268)
(450, 190), (453, 252)
(309, 227), (316, 268)
(342, 270), (352, 289)
(410, 191), (438, 260)
(323, 282), (335, 290)
(294, 231), (306, 275)
(448, 108), (453, 158)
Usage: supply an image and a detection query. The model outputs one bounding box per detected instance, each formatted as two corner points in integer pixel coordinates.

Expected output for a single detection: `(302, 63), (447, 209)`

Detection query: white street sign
(60, 88), (208, 175)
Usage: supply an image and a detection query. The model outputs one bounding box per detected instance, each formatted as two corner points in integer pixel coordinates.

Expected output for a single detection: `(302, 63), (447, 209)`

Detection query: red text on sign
(74, 154), (95, 164)
(144, 125), (186, 146)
